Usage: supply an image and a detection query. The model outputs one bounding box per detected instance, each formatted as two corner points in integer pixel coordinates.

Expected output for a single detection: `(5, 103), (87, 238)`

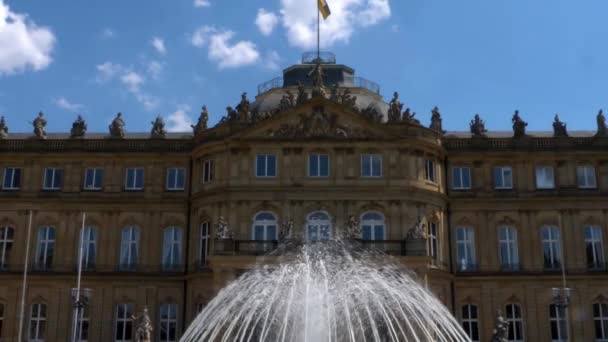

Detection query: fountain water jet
(181, 240), (471, 342)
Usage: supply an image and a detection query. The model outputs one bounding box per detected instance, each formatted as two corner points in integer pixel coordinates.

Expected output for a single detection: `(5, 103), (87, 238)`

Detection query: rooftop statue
(329, 84), (340, 102)
(490, 309), (508, 342)
(150, 115), (167, 139)
(340, 88), (357, 109)
(308, 62), (327, 98)
(132, 306), (153, 342)
(360, 105), (383, 123)
(70, 115), (87, 138)
(236, 92), (250, 122)
(596, 109), (607, 137)
(430, 106), (445, 133)
(469, 114), (487, 136)
(278, 91), (295, 112)
(552, 114), (568, 137)
(109, 112), (126, 138)
(402, 108), (419, 125)
(226, 106), (238, 122)
(296, 81), (308, 105)
(33, 111), (47, 139)
(0, 116), (8, 139)
(192, 106), (209, 135)
(387, 92), (403, 123)
(512, 110), (527, 138)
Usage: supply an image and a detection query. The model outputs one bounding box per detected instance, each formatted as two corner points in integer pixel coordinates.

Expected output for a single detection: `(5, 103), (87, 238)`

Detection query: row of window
(461, 302), (608, 341)
(1, 167), (186, 192)
(451, 165), (598, 191)
(455, 225), (605, 272)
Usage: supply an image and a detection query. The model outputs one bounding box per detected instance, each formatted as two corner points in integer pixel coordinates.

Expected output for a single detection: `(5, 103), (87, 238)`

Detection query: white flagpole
(71, 212), (86, 342)
(17, 210), (33, 342)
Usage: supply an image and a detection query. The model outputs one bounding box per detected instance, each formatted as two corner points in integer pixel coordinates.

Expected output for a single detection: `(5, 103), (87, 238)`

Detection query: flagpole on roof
(317, 0), (320, 60)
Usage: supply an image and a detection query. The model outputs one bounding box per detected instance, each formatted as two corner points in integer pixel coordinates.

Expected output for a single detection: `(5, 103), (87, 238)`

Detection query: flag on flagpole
(318, 0), (331, 20)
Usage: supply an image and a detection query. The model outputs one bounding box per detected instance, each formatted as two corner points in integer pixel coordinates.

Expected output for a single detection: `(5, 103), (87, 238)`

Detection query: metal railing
(301, 51), (336, 64)
(257, 77), (283, 95)
(354, 77), (380, 94)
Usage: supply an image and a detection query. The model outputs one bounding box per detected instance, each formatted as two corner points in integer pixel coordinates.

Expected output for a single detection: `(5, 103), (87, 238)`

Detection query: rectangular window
(79, 226), (97, 271)
(577, 165), (597, 189)
(498, 226), (519, 271)
(115, 303), (133, 342)
(124, 168), (144, 191)
(494, 166), (513, 190)
(199, 222), (210, 268)
(0, 226), (14, 270)
(160, 303), (178, 342)
(455, 227), (476, 271)
(425, 159), (436, 182)
(594, 303), (608, 341)
(428, 222), (439, 265)
(535, 166), (555, 189)
(549, 303), (568, 342)
(43, 167), (63, 190)
(461, 304), (479, 341)
(256, 154), (277, 177)
(29, 303), (47, 342)
(361, 154), (382, 177)
(585, 226), (605, 270)
(452, 167), (471, 190)
(75, 305), (90, 342)
(162, 227), (182, 271)
(35, 226), (55, 271)
(541, 226), (562, 270)
(119, 227), (139, 271)
(506, 303), (524, 341)
(83, 168), (103, 191)
(202, 160), (214, 184)
(166, 168), (185, 191)
(2, 167), (21, 190)
(308, 154), (329, 177)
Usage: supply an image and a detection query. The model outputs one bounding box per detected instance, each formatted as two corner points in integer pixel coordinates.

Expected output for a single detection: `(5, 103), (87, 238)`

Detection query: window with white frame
(425, 159), (436, 182)
(256, 154), (277, 177)
(541, 226), (561, 270)
(0, 226), (13, 270)
(35, 226), (55, 270)
(494, 166), (513, 190)
(2, 167), (21, 190)
(593, 302), (608, 341)
(162, 227), (182, 271)
(455, 227), (476, 271)
(166, 168), (185, 191)
(43, 167), (63, 190)
(29, 303), (47, 342)
(452, 167), (471, 190)
(535, 166), (555, 189)
(428, 222), (439, 264)
(360, 212), (385, 241)
(549, 303), (567, 342)
(75, 304), (89, 342)
(124, 168), (144, 191)
(498, 226), (519, 271)
(160, 303), (178, 342)
(585, 226), (605, 270)
(83, 168), (103, 191)
(361, 154), (382, 177)
(199, 222), (210, 268)
(252, 212), (278, 241)
(202, 160), (214, 184)
(461, 304), (479, 341)
(306, 211), (332, 241)
(119, 226), (139, 271)
(115, 303), (133, 342)
(308, 154), (329, 177)
(79, 226), (97, 270)
(577, 165), (597, 189)
(505, 303), (524, 341)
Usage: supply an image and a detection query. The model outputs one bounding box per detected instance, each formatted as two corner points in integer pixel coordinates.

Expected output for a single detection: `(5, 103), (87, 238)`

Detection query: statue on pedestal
(236, 92), (250, 122)
(216, 216), (232, 240)
(346, 214), (360, 239)
(109, 112), (126, 138)
(279, 91), (295, 112)
(70, 115), (87, 138)
(0, 116), (8, 139)
(402, 108), (419, 124)
(406, 217), (427, 240)
(388, 92), (403, 123)
(33, 111), (47, 139)
(469, 114), (487, 136)
(512, 110), (527, 138)
(150, 115), (167, 139)
(192, 106), (209, 135)
(132, 306), (153, 342)
(552, 114), (568, 137)
(296, 81), (308, 105)
(308, 63), (327, 98)
(596, 109), (607, 137)
(490, 309), (508, 342)
(430, 106), (445, 133)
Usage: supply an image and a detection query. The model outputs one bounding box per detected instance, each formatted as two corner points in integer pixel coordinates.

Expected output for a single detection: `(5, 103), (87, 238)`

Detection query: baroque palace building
(0, 53), (607, 342)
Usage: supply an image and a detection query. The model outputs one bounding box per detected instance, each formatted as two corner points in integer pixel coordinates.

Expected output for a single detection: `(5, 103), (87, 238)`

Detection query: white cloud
(95, 61), (123, 82)
(264, 50), (281, 71)
(95, 62), (159, 110)
(136, 93), (160, 111)
(53, 97), (83, 111)
(166, 105), (193, 132)
(147, 60), (163, 79)
(255, 9), (278, 36)
(279, 0), (391, 49)
(191, 26), (260, 69)
(151, 36), (166, 55)
(121, 71), (144, 92)
(193, 0), (210, 7)
(0, 0), (56, 75)
(101, 28), (115, 39)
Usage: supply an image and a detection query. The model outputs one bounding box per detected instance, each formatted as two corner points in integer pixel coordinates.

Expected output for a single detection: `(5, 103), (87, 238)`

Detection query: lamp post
(551, 286), (571, 341)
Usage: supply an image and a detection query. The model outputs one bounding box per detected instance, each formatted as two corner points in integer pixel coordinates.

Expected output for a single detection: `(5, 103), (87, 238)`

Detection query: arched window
(594, 302), (608, 340)
(461, 304), (479, 341)
(35, 226), (55, 270)
(162, 227), (183, 271)
(306, 211), (331, 240)
(360, 212), (385, 240)
(505, 303), (524, 341)
(0, 226), (14, 270)
(119, 226), (139, 271)
(252, 212), (278, 241)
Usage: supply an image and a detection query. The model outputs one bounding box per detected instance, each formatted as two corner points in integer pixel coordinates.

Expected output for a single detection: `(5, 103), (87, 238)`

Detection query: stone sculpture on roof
(278, 91), (296, 112)
(109, 112), (126, 138)
(296, 81), (308, 105)
(236, 92), (251, 122)
(150, 115), (167, 139)
(33, 111), (47, 139)
(430, 106), (444, 133)
(308, 63), (327, 98)
(0, 116), (8, 139)
(469, 114), (487, 136)
(70, 115), (87, 138)
(596, 109), (607, 137)
(512, 110), (527, 138)
(402, 108), (419, 125)
(552, 114), (568, 137)
(192, 106), (209, 135)
(388, 92), (403, 123)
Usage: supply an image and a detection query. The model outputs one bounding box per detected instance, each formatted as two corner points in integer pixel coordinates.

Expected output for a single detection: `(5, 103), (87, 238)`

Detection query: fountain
(181, 239), (471, 342)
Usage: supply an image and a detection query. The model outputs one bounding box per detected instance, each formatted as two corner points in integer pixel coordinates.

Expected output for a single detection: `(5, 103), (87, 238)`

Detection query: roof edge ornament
(109, 112), (126, 139)
(0, 116), (8, 139)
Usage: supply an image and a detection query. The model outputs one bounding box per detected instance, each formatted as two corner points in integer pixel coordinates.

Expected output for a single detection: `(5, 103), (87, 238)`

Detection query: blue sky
(1, 0), (608, 133)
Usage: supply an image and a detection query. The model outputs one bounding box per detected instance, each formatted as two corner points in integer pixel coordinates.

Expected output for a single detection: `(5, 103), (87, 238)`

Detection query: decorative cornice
(443, 136), (608, 152)
(0, 138), (194, 153)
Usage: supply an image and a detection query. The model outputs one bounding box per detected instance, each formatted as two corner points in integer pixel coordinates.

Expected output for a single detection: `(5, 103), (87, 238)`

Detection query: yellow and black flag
(318, 0), (331, 20)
